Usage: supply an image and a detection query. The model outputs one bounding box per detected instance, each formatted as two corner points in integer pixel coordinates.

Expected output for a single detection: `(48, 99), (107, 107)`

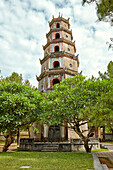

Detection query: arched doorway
(48, 125), (61, 142)
(56, 23), (60, 28)
(53, 78), (60, 86)
(53, 61), (60, 68)
(54, 46), (59, 52)
(55, 33), (60, 39)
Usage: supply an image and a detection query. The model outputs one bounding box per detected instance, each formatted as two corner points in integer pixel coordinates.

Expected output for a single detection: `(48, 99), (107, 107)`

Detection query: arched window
(56, 23), (60, 28)
(54, 46), (59, 52)
(55, 33), (60, 39)
(53, 61), (60, 68)
(53, 78), (60, 86)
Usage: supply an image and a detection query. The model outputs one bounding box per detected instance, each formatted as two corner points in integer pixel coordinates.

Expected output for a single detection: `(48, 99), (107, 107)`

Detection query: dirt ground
(0, 144), (18, 152)
(99, 157), (113, 170)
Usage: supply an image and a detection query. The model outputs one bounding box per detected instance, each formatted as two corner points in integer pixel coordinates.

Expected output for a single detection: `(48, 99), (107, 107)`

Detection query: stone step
(41, 144), (59, 152)
(42, 146), (58, 149)
(43, 147), (58, 149)
(42, 150), (58, 152)
(43, 144), (59, 146)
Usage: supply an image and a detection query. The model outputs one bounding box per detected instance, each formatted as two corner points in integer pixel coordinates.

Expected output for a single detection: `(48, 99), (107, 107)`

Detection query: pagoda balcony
(36, 67), (80, 81)
(43, 38), (75, 50)
(46, 27), (72, 38)
(40, 51), (78, 64)
(46, 66), (78, 73)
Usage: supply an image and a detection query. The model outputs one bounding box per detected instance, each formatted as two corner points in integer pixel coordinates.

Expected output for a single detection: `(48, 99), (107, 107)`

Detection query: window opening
(55, 46), (59, 52)
(56, 23), (60, 28)
(55, 33), (60, 39)
(53, 61), (60, 68)
(69, 64), (72, 67)
(41, 85), (43, 89)
(53, 78), (60, 86)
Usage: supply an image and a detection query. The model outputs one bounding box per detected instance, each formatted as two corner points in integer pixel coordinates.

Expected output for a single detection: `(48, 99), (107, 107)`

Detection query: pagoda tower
(34, 15), (81, 142)
(37, 14), (80, 92)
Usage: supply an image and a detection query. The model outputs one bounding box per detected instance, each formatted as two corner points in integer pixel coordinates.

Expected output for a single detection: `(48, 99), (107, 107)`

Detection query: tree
(0, 81), (42, 152)
(41, 75), (112, 152)
(0, 71), (31, 85)
(0, 72), (23, 83)
(82, 0), (113, 49)
(98, 61), (113, 80)
(82, 0), (113, 25)
(98, 61), (113, 135)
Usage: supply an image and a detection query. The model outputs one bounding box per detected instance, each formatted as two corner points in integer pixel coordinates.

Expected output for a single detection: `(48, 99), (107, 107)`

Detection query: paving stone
(102, 164), (109, 170)
(92, 153), (103, 170)
(97, 151), (113, 164)
(20, 166), (31, 168)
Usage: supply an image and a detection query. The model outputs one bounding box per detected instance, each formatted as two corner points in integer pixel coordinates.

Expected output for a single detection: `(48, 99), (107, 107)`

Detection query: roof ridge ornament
(58, 12), (60, 18)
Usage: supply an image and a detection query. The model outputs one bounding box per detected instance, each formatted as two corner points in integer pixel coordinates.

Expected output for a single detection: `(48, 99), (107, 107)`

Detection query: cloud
(0, 0), (112, 87)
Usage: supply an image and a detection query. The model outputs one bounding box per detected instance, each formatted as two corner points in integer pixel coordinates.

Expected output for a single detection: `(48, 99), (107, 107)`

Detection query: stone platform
(19, 138), (100, 152)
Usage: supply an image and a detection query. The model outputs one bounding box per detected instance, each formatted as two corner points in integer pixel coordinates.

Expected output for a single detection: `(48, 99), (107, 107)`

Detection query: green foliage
(99, 61), (113, 80)
(82, 0), (113, 25)
(0, 72), (31, 86)
(82, 0), (113, 49)
(33, 127), (39, 134)
(41, 74), (113, 152)
(0, 72), (23, 83)
(0, 71), (43, 151)
(42, 75), (112, 127)
(0, 72), (42, 151)
(97, 61), (113, 134)
(0, 82), (42, 133)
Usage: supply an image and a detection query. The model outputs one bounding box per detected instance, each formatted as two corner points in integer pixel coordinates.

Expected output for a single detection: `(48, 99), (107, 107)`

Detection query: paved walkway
(96, 143), (113, 170)
(97, 143), (113, 164)
(97, 151), (113, 164)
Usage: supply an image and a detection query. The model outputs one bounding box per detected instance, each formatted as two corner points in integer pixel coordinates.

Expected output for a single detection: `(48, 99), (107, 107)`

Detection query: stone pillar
(50, 75), (53, 88)
(30, 124), (34, 138)
(46, 75), (48, 88)
(44, 124), (48, 141)
(60, 126), (65, 141)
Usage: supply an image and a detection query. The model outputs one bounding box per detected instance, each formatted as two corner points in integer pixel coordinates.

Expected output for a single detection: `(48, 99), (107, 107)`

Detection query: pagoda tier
(37, 15), (80, 92)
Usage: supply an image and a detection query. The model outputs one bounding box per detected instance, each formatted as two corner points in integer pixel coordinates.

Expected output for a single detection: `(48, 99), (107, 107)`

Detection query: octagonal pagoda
(37, 14), (80, 91)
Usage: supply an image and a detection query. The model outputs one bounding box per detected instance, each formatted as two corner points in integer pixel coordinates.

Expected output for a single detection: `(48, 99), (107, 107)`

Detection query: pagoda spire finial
(58, 12), (60, 17)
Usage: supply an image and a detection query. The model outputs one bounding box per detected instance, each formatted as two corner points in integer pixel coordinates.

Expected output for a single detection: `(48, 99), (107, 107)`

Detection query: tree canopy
(98, 61), (113, 80)
(0, 73), (42, 152)
(82, 0), (113, 25)
(97, 61), (113, 134)
(41, 75), (113, 152)
(82, 0), (113, 49)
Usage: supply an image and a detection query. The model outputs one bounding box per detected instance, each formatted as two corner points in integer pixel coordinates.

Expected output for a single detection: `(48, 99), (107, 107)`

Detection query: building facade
(34, 15), (87, 142)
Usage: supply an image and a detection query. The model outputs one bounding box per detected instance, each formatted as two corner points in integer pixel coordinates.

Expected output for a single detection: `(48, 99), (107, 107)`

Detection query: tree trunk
(17, 128), (20, 145)
(103, 126), (105, 141)
(2, 132), (15, 152)
(28, 128), (30, 138)
(83, 138), (92, 153)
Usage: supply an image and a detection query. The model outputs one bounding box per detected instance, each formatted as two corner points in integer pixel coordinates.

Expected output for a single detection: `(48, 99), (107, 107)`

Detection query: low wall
(105, 134), (113, 141)
(19, 138), (100, 152)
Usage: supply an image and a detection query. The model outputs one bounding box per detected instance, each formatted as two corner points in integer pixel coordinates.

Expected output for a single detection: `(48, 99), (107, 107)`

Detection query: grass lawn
(0, 152), (94, 170)
(105, 141), (113, 145)
(92, 148), (109, 152)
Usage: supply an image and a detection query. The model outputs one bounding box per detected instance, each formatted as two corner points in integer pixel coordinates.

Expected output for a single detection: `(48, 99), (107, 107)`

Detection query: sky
(0, 0), (112, 87)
